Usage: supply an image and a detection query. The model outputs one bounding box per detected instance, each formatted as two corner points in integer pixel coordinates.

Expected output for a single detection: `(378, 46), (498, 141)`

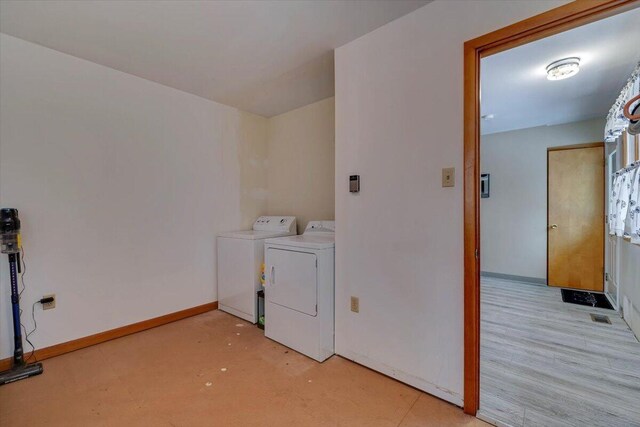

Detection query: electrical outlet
(42, 294), (56, 310)
(442, 167), (455, 187)
(350, 296), (359, 313)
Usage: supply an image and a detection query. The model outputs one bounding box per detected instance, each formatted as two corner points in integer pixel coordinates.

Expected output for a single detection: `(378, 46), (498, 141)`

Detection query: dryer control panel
(305, 221), (335, 234)
(253, 216), (297, 233)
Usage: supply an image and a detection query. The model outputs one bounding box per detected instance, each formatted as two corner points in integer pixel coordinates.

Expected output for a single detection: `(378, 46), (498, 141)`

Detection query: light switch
(442, 167), (455, 187)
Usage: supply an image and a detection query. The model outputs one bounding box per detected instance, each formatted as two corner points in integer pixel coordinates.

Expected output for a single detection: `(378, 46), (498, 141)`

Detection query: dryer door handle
(270, 265), (275, 286)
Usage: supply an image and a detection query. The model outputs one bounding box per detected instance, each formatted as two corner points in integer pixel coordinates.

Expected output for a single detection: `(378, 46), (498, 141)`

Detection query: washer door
(266, 248), (317, 317)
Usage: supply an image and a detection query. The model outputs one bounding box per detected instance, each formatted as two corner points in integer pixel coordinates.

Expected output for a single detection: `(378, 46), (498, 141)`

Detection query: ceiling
(0, 0), (429, 117)
(481, 7), (640, 135)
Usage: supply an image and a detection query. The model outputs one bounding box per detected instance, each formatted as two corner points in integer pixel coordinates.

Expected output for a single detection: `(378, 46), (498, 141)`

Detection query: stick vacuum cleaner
(0, 208), (43, 385)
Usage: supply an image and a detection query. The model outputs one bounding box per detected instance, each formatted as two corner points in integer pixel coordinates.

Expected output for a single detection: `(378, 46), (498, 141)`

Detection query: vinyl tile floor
(479, 277), (640, 427)
(0, 309), (487, 427)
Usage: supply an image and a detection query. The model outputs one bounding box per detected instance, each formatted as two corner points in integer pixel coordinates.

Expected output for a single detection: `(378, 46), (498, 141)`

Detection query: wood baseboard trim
(0, 301), (217, 372)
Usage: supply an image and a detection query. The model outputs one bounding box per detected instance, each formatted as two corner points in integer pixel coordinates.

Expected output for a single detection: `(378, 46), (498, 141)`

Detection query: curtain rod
(615, 160), (640, 176)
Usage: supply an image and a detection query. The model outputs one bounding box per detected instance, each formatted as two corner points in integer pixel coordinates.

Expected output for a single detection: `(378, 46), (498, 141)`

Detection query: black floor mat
(561, 289), (613, 310)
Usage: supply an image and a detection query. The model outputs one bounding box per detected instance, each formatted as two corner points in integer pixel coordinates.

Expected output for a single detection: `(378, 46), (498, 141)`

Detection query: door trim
(547, 142), (605, 151)
(463, 0), (639, 415)
(605, 149), (620, 309)
(546, 143), (605, 291)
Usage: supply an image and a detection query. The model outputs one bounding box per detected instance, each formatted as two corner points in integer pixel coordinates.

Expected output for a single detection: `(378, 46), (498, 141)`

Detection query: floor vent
(590, 314), (612, 324)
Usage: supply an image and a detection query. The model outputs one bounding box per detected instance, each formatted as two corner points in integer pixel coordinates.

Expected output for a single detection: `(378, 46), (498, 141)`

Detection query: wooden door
(548, 144), (604, 291)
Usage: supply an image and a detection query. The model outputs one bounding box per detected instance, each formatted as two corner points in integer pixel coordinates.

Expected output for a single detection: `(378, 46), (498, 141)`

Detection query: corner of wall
(264, 97), (335, 232)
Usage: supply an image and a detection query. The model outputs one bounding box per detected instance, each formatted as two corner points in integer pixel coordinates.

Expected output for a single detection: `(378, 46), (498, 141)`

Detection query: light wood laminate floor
(479, 277), (640, 427)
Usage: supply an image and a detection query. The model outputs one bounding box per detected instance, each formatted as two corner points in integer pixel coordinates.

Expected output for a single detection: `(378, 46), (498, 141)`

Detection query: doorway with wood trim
(464, 1), (640, 426)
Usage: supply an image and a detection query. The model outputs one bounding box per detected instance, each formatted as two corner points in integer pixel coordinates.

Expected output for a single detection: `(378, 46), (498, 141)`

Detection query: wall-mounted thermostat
(480, 173), (490, 198)
(349, 175), (360, 193)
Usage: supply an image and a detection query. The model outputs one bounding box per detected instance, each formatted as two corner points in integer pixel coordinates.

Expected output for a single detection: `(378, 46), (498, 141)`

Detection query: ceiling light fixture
(546, 57), (581, 81)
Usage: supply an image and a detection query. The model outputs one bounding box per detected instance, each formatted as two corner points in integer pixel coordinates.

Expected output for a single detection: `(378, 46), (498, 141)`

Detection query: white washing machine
(264, 221), (335, 362)
(217, 216), (296, 323)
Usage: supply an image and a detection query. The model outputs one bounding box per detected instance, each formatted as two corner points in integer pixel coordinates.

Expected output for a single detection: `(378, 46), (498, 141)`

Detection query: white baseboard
(336, 349), (463, 406)
(622, 296), (640, 340)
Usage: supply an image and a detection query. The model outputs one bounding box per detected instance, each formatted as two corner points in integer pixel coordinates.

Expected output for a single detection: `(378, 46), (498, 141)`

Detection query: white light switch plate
(350, 296), (359, 313)
(442, 167), (455, 187)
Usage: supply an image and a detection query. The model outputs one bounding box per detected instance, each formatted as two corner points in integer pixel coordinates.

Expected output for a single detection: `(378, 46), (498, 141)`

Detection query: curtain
(605, 61), (640, 143)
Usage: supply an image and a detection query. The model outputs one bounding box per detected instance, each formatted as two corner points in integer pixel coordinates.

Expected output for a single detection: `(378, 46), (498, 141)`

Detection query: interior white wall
(480, 118), (605, 281)
(0, 34), (268, 359)
(266, 97), (335, 233)
(620, 241), (640, 338)
(609, 135), (640, 338)
(335, 0), (569, 405)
